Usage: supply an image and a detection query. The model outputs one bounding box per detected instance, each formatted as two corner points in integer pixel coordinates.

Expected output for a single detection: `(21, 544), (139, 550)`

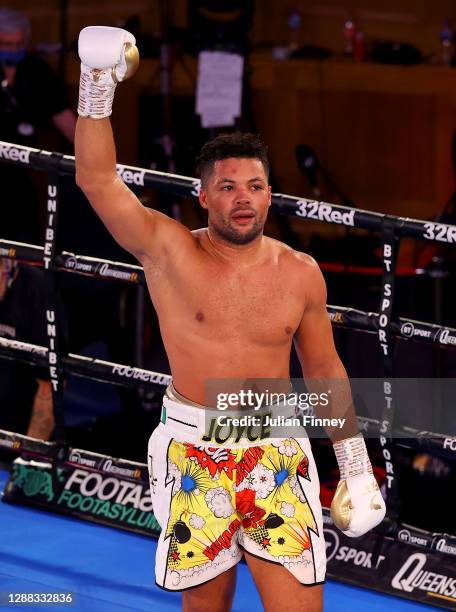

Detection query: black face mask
(0, 48), (26, 66)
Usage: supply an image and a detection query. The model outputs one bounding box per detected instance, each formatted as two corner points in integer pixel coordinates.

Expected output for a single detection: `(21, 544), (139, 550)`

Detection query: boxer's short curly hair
(197, 132), (269, 186)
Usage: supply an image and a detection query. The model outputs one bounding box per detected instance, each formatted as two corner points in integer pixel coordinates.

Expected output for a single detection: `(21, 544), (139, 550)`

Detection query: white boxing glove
(77, 26), (139, 119)
(331, 433), (386, 537)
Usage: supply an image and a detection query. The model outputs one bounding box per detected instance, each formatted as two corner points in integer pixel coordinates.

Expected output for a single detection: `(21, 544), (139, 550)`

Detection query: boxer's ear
(199, 189), (208, 210)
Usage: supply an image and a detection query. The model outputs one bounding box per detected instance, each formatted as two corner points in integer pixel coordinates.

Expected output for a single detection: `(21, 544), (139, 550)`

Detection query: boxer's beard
(210, 214), (265, 245)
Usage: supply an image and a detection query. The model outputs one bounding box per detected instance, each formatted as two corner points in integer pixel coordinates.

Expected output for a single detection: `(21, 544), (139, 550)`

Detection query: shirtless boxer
(74, 27), (385, 612)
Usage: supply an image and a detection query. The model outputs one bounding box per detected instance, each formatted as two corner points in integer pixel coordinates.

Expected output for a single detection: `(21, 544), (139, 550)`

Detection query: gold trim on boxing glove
(112, 42), (140, 83)
(330, 479), (352, 531)
(123, 42), (140, 79)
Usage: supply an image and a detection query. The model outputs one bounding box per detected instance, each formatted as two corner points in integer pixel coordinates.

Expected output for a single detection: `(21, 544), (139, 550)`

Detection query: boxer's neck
(205, 226), (265, 265)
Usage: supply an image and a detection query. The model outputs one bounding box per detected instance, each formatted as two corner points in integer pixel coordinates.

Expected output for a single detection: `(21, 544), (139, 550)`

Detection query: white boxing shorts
(147, 387), (326, 591)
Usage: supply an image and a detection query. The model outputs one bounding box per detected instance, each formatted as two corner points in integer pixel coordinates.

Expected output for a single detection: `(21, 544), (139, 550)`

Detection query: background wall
(10, 1), (456, 246)
(13, 0), (456, 57)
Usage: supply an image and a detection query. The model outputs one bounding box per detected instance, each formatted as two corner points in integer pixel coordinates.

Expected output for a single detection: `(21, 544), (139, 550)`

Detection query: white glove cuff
(333, 433), (373, 480)
(77, 63), (117, 119)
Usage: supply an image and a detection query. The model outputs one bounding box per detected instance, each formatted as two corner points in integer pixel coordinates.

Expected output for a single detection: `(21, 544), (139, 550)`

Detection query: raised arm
(75, 26), (188, 261)
(75, 116), (155, 259)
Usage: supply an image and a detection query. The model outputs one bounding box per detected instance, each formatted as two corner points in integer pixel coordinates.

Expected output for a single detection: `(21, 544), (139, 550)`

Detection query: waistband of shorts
(159, 393), (305, 447)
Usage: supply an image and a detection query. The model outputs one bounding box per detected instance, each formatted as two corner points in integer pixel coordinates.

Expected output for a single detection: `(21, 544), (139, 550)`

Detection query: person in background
(0, 258), (54, 440)
(0, 7), (76, 243)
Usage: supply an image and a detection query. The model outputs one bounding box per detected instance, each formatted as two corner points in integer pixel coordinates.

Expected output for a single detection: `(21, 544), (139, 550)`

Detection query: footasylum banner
(3, 455), (160, 536)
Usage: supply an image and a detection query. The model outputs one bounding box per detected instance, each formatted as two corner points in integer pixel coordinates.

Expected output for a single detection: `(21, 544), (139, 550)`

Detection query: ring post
(378, 215), (401, 528)
(43, 155), (67, 452)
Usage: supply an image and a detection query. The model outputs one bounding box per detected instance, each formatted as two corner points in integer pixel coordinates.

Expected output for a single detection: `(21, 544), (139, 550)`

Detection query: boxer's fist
(77, 26), (139, 119)
(331, 434), (386, 537)
(78, 26), (139, 82)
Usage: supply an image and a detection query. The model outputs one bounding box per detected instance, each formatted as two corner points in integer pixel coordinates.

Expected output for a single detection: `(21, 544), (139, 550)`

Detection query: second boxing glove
(331, 433), (386, 537)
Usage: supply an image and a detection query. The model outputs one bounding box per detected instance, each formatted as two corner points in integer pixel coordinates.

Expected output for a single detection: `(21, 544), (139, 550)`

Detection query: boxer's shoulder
(268, 242), (325, 305)
(284, 246), (317, 266)
(269, 238), (320, 275)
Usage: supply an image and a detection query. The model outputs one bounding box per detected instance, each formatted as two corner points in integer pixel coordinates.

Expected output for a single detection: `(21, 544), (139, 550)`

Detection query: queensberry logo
(392, 553), (456, 599)
(101, 458), (142, 480)
(434, 537), (456, 556)
(95, 262), (138, 282)
(438, 329), (456, 346)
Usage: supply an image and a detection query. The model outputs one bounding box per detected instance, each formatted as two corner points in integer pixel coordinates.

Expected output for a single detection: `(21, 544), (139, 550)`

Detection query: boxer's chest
(149, 259), (305, 344)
